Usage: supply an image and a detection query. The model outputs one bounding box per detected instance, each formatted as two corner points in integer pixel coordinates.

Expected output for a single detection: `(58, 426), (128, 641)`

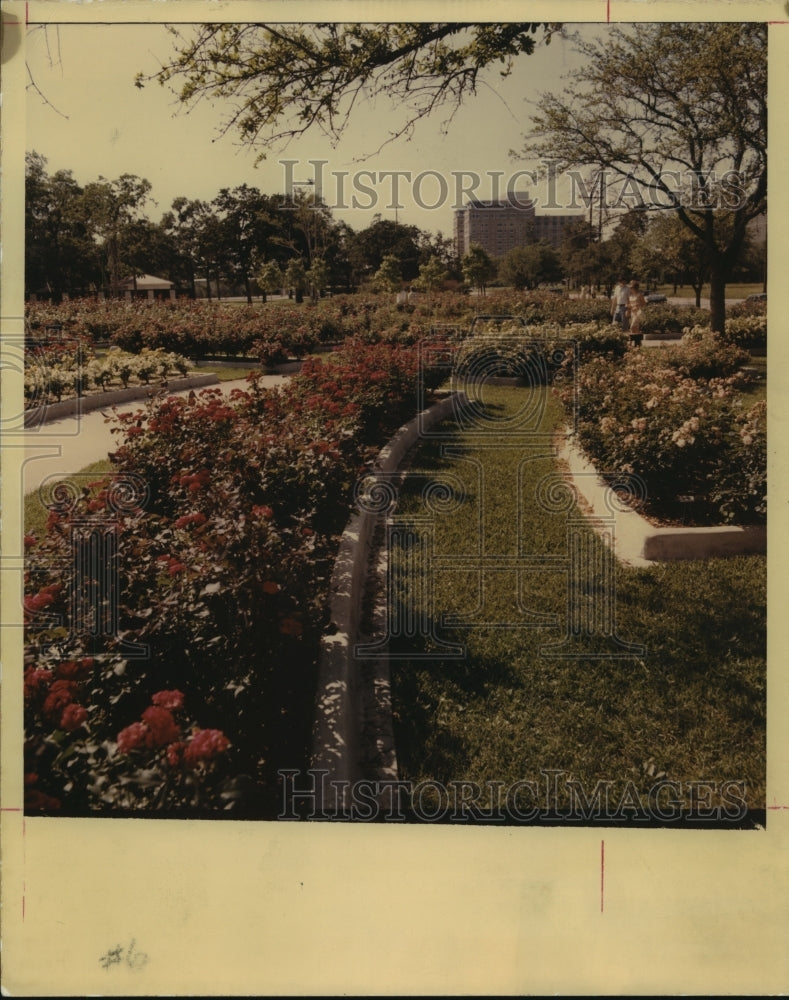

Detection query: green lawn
(389, 386), (766, 823)
(204, 365), (262, 382)
(25, 459), (114, 539)
(655, 282), (765, 300)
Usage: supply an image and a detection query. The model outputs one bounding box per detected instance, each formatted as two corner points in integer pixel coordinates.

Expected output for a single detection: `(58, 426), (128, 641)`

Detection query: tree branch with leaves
(137, 22), (560, 158)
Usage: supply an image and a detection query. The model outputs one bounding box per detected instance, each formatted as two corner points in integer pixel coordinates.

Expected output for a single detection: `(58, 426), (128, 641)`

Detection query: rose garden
(20, 290), (767, 822)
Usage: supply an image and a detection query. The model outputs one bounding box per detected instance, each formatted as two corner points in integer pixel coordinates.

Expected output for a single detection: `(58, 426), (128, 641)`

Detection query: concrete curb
(558, 432), (766, 567)
(23, 373), (220, 427)
(311, 392), (466, 812)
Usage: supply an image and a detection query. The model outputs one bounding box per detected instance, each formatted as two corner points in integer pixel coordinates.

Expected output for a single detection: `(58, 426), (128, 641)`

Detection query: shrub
(454, 321), (629, 384)
(555, 342), (765, 524)
(24, 342), (448, 816)
(727, 298), (766, 320)
(24, 345), (191, 408)
(719, 315), (767, 350)
(639, 304), (710, 336)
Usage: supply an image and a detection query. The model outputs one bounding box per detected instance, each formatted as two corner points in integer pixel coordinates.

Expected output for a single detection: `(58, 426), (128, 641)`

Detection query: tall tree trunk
(708, 267), (727, 334)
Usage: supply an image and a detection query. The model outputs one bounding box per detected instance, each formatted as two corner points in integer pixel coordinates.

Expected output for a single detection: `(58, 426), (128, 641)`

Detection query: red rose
(23, 668), (52, 702)
(183, 729), (230, 766)
(117, 722), (147, 754)
(166, 741), (187, 767)
(43, 680), (78, 720)
(151, 690), (184, 711)
(141, 706), (180, 748)
(24, 591), (55, 613)
(55, 658), (92, 681)
(60, 703), (88, 732)
(174, 513), (207, 529)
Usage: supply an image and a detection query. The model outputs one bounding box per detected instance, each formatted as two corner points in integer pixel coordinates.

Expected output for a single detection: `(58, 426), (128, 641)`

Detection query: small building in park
(118, 273), (176, 301)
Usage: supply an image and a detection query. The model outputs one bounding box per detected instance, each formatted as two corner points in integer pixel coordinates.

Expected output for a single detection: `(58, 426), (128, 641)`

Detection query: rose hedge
(28, 292), (740, 364)
(554, 334), (765, 524)
(454, 322), (630, 382)
(713, 316), (766, 351)
(26, 299), (346, 362)
(23, 341), (447, 817)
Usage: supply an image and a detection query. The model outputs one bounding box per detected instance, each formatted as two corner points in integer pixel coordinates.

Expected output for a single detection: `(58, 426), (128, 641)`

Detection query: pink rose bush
(554, 334), (765, 524)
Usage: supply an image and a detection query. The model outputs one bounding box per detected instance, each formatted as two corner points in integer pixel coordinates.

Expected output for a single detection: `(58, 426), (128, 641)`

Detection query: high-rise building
(454, 193), (582, 259)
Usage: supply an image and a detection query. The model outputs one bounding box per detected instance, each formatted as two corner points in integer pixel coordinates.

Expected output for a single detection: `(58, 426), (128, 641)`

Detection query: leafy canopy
(519, 22), (766, 331)
(521, 22), (766, 238)
(138, 22), (559, 157)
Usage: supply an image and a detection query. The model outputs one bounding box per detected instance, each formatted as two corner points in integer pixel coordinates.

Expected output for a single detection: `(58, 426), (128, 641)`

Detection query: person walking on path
(611, 278), (631, 330)
(627, 280), (647, 347)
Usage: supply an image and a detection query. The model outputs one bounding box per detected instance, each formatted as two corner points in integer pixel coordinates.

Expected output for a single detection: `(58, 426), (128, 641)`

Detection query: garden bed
(558, 430), (766, 566)
(22, 341), (449, 818)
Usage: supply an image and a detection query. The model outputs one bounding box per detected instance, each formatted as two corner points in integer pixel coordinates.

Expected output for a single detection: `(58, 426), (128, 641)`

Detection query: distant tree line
(25, 151), (458, 302)
(26, 151), (764, 304)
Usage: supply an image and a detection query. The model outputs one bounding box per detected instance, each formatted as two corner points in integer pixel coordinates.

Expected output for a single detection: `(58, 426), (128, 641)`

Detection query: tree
(25, 152), (98, 300)
(138, 23), (559, 157)
(558, 219), (604, 289)
(411, 256), (449, 292)
(212, 185), (282, 303)
(347, 218), (425, 285)
(306, 257), (329, 298)
(461, 245), (496, 296)
(499, 242), (562, 290)
(630, 213), (708, 304)
(603, 209), (650, 286)
(161, 197), (222, 298)
(373, 254), (403, 293)
(81, 174), (154, 295)
(122, 218), (180, 283)
(521, 23), (766, 331)
(320, 219), (356, 292)
(285, 257), (308, 303)
(257, 259), (284, 302)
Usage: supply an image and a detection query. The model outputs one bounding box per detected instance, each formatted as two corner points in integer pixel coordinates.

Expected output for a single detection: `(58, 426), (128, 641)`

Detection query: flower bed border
(311, 391), (467, 812)
(558, 430), (766, 567)
(23, 374), (220, 427)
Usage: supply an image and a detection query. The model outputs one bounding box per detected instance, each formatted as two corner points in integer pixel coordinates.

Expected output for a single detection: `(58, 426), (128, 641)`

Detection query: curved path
(22, 375), (287, 497)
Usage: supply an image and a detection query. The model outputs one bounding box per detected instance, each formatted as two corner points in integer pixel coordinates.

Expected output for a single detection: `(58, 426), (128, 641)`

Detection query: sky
(25, 21), (591, 238)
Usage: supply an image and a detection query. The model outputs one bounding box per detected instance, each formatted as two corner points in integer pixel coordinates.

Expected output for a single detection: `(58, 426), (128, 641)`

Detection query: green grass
(24, 459), (113, 539)
(655, 282), (765, 300)
(202, 365), (262, 382)
(389, 386), (766, 820)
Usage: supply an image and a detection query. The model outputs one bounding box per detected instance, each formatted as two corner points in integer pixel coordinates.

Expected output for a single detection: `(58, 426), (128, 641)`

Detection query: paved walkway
(22, 376), (287, 496)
